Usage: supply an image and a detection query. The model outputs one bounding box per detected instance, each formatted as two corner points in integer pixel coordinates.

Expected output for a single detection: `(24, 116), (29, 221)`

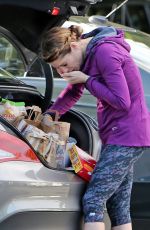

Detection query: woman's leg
(111, 223), (132, 230)
(82, 145), (144, 230)
(82, 145), (115, 229)
(82, 145), (129, 229)
(107, 166), (134, 229)
(84, 222), (105, 230)
(106, 147), (144, 230)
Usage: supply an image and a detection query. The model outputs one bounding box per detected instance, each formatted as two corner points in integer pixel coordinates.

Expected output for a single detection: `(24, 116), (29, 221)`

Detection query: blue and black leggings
(83, 145), (145, 227)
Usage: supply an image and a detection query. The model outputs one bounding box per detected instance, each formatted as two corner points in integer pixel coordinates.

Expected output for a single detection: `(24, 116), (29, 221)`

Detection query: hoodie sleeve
(85, 43), (131, 111)
(46, 83), (84, 115)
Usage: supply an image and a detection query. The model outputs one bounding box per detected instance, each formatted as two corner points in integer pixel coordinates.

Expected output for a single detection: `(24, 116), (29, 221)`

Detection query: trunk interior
(0, 85), (93, 164)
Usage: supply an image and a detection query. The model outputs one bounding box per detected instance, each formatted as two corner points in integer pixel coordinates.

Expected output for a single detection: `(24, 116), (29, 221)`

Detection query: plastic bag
(0, 98), (26, 122)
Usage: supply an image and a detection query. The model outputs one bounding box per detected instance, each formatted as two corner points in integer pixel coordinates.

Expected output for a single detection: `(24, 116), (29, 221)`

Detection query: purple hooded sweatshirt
(48, 27), (150, 146)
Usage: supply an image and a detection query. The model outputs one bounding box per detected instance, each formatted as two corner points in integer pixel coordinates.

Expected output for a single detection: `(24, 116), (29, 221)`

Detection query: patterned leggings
(82, 145), (145, 227)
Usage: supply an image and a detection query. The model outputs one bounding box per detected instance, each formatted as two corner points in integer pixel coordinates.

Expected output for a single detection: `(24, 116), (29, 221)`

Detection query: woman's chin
(74, 67), (79, 71)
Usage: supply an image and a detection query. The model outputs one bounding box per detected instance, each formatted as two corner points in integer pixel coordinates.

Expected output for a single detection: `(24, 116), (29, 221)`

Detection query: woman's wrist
(84, 75), (90, 84)
(84, 75), (89, 83)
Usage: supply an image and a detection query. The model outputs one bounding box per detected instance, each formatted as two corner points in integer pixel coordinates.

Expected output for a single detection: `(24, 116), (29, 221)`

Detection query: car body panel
(0, 132), (39, 163)
(0, 211), (84, 230)
(0, 130), (86, 224)
(0, 161), (86, 223)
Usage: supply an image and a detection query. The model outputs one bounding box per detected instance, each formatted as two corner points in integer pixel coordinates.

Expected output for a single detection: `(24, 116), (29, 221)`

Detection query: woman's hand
(41, 114), (53, 126)
(61, 71), (89, 84)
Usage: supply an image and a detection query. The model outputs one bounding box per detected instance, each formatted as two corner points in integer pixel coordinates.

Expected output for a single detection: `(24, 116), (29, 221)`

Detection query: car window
(0, 34), (25, 77)
(110, 5), (149, 33)
(88, 1), (150, 33)
(18, 57), (48, 96)
(25, 57), (46, 78)
(125, 32), (150, 109)
(139, 68), (150, 110)
(0, 34), (49, 97)
(127, 5), (149, 32)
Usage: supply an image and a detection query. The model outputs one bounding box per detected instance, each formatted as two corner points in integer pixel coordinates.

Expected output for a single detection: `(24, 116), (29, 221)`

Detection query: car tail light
(0, 131), (39, 163)
(51, 7), (60, 15)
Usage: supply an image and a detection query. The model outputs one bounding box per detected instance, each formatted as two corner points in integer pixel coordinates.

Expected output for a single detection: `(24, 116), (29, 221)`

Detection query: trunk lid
(0, 0), (100, 52)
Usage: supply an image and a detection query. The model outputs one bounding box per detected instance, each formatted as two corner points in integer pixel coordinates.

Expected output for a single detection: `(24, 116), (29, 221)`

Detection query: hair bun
(69, 25), (83, 41)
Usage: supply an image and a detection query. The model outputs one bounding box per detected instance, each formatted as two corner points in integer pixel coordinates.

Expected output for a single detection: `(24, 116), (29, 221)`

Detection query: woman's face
(51, 42), (83, 76)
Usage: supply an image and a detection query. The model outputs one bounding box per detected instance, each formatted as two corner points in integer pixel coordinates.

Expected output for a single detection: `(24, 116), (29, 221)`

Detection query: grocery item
(67, 143), (96, 181)
(0, 98), (26, 122)
(12, 106), (71, 169)
(41, 110), (70, 143)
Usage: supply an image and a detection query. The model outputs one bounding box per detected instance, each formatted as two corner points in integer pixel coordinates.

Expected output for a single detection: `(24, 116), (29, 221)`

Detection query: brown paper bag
(25, 130), (59, 168)
(12, 106), (41, 131)
(12, 106), (70, 168)
(25, 106), (42, 127)
(41, 110), (70, 143)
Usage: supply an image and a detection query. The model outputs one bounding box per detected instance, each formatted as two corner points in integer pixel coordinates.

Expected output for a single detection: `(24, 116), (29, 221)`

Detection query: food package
(0, 98), (26, 122)
(67, 144), (96, 182)
(55, 140), (71, 168)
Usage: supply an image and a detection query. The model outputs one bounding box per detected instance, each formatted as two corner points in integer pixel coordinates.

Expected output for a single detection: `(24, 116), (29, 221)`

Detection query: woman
(40, 25), (150, 230)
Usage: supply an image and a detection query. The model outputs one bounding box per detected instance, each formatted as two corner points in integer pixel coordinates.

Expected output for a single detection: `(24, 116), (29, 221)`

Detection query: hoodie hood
(82, 26), (131, 55)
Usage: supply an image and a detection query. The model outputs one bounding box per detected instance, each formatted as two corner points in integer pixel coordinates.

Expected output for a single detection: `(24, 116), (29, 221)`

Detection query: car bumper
(0, 161), (86, 223)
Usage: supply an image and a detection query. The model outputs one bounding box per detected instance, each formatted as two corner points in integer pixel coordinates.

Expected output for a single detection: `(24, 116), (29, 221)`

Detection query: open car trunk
(0, 80), (94, 165)
(0, 0), (101, 170)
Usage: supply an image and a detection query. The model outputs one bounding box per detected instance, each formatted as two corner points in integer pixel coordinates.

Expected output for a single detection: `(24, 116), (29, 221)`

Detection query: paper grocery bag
(12, 106), (70, 169)
(46, 121), (70, 142)
(41, 110), (70, 143)
(24, 127), (59, 168)
(12, 106), (42, 129)
(25, 106), (42, 127)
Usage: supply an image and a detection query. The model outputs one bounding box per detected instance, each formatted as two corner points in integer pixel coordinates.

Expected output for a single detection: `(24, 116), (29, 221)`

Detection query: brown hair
(40, 25), (83, 62)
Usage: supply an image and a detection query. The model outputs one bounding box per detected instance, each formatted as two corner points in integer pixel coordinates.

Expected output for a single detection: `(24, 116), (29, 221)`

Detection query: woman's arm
(46, 83), (84, 115)
(85, 43), (131, 111)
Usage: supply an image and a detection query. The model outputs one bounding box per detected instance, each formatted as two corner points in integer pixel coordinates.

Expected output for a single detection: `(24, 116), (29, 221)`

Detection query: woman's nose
(57, 66), (68, 75)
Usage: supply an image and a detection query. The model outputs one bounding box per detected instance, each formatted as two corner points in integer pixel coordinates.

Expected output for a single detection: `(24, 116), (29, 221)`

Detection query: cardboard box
(67, 144), (96, 182)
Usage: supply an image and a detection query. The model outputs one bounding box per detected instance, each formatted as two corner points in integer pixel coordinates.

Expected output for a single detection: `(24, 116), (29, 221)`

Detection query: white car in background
(16, 16), (150, 118)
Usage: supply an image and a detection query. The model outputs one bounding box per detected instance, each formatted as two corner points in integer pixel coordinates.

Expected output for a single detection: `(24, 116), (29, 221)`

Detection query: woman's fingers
(61, 71), (89, 84)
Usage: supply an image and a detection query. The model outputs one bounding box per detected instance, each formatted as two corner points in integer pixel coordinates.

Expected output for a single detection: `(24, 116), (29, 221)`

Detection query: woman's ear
(70, 41), (79, 50)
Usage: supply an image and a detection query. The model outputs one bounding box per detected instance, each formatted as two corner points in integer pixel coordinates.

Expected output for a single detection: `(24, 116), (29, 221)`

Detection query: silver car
(0, 1), (150, 230)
